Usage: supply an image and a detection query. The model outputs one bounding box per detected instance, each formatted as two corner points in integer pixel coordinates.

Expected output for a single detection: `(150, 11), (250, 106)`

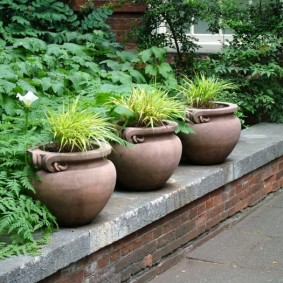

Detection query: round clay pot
(109, 121), (182, 191)
(178, 102), (241, 165)
(29, 144), (116, 227)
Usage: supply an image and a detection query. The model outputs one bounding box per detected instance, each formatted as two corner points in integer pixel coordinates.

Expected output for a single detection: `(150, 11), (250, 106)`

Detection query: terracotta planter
(109, 121), (182, 191)
(29, 144), (116, 227)
(179, 102), (241, 165)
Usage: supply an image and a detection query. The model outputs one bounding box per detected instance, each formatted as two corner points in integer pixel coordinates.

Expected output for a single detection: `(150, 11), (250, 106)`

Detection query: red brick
(197, 224), (207, 235)
(239, 188), (252, 201)
(212, 194), (223, 206)
(110, 249), (121, 262)
(162, 219), (180, 234)
(278, 159), (283, 170)
(189, 206), (199, 219)
(206, 198), (214, 210)
(121, 242), (134, 256)
(224, 196), (239, 210)
(133, 236), (143, 250)
(235, 183), (244, 194)
(97, 255), (109, 269)
(142, 254), (153, 268)
(142, 231), (153, 244)
(264, 175), (277, 192)
(276, 169), (283, 181)
(206, 214), (221, 230)
(179, 228), (199, 246)
(197, 202), (206, 215)
(194, 213), (208, 226)
(208, 204), (225, 219)
(227, 186), (237, 198)
(233, 199), (249, 212)
(156, 231), (175, 248)
(175, 220), (194, 238)
(69, 269), (85, 283)
(278, 177), (283, 187)
(262, 164), (277, 180)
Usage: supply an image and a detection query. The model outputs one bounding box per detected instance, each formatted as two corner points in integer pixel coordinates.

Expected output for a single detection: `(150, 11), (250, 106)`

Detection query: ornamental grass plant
(109, 86), (187, 129)
(46, 98), (122, 152)
(178, 74), (236, 109)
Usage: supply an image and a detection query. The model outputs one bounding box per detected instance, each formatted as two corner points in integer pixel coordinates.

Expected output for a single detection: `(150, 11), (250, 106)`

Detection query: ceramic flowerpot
(29, 144), (116, 227)
(178, 102), (241, 165)
(109, 121), (182, 191)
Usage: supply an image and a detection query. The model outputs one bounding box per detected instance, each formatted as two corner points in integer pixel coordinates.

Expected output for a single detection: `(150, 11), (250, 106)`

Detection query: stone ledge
(1, 123), (283, 283)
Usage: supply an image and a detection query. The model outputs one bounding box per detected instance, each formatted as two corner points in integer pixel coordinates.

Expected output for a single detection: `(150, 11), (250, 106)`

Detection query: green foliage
(0, 0), (122, 120)
(102, 46), (178, 88)
(0, 1), (180, 122)
(131, 0), (203, 72)
(108, 86), (187, 129)
(178, 74), (236, 108)
(0, 0), (115, 45)
(46, 97), (122, 152)
(0, 116), (57, 259)
(202, 0), (283, 37)
(193, 0), (283, 124)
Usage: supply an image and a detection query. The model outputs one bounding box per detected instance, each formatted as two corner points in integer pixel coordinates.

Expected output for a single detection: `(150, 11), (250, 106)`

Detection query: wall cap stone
(1, 122), (283, 283)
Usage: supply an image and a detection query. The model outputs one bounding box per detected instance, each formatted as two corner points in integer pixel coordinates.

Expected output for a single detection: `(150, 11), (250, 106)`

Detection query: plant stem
(24, 108), (30, 134)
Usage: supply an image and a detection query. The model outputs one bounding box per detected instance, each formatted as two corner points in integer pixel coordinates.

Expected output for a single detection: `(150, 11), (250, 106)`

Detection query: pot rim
(186, 102), (238, 124)
(121, 120), (178, 143)
(28, 142), (112, 173)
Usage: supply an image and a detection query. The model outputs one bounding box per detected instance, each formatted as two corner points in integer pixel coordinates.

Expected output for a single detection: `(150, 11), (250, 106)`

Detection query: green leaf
(2, 96), (15, 116)
(175, 120), (195, 134)
(62, 43), (85, 56)
(128, 69), (146, 84)
(11, 16), (30, 26)
(69, 71), (93, 89)
(151, 47), (166, 62)
(113, 105), (135, 119)
(138, 49), (152, 63)
(145, 65), (158, 77)
(16, 79), (36, 94)
(0, 79), (15, 93)
(13, 38), (47, 53)
(108, 71), (132, 84)
(158, 62), (173, 78)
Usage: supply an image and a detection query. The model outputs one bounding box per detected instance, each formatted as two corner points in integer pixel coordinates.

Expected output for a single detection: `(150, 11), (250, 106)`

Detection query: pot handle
(187, 103), (238, 124)
(122, 122), (178, 144)
(28, 145), (111, 173)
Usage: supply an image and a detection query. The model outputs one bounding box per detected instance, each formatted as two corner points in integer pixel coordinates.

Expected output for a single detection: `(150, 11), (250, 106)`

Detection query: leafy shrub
(0, 0), (122, 120)
(131, 0), (203, 73)
(102, 46), (178, 88)
(194, 0), (283, 124)
(0, 0), (179, 121)
(0, 0), (115, 45)
(0, 100), (57, 258)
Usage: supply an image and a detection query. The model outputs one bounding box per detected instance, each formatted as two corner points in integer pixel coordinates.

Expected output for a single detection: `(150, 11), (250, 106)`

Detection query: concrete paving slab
(235, 206), (283, 238)
(149, 190), (283, 283)
(234, 237), (283, 272)
(187, 229), (264, 264)
(150, 258), (283, 283)
(265, 192), (283, 208)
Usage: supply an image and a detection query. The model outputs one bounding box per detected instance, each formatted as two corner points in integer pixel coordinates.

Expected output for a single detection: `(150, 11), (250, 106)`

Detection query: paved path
(150, 189), (283, 283)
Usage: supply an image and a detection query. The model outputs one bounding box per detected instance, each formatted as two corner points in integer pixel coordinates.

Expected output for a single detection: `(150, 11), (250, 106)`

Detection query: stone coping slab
(1, 123), (283, 283)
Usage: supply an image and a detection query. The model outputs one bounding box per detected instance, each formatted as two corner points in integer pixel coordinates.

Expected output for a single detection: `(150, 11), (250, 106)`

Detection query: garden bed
(1, 123), (283, 283)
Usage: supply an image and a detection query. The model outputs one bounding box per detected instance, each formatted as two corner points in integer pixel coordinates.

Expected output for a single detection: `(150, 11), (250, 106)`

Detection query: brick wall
(64, 0), (147, 48)
(40, 156), (283, 283)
